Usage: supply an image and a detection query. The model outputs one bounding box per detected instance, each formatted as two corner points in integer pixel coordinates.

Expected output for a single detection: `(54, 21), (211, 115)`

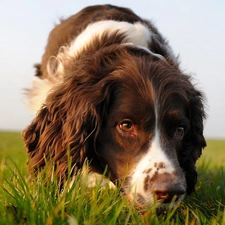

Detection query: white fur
(121, 43), (167, 61)
(27, 77), (54, 112)
(29, 21), (154, 112)
(129, 130), (175, 203)
(84, 172), (115, 189)
(47, 21), (153, 78)
(68, 20), (152, 57)
(129, 104), (178, 203)
(69, 169), (115, 190)
(28, 20), (174, 113)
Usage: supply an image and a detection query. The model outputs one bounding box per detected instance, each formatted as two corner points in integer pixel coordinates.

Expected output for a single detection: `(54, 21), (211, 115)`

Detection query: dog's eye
(174, 127), (185, 140)
(119, 120), (134, 133)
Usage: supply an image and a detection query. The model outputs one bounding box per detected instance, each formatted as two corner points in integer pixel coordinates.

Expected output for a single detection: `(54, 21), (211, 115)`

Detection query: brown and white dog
(23, 4), (206, 207)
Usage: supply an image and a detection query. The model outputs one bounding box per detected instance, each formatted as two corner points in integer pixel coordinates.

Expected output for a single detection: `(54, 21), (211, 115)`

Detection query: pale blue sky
(1, 0), (225, 139)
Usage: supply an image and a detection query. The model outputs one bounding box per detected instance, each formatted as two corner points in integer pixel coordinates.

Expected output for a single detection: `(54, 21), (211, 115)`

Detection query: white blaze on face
(129, 129), (176, 203)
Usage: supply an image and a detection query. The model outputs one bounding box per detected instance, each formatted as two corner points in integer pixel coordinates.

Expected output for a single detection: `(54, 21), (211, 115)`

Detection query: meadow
(0, 131), (224, 224)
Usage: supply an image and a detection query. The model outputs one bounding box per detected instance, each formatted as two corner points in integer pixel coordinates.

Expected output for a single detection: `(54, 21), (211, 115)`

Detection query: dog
(23, 4), (206, 208)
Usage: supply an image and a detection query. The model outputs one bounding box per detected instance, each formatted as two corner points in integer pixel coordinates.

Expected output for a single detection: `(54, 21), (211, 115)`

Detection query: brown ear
(181, 87), (206, 194)
(22, 73), (110, 180)
(23, 44), (126, 180)
(189, 93), (207, 159)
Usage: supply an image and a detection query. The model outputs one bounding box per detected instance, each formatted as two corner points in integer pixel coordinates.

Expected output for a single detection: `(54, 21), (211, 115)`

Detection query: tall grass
(0, 132), (224, 224)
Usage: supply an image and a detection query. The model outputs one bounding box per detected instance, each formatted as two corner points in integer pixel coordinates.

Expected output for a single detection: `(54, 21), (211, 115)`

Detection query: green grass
(0, 131), (225, 224)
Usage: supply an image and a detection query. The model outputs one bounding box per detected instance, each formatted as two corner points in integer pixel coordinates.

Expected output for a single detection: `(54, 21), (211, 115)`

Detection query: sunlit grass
(0, 132), (224, 224)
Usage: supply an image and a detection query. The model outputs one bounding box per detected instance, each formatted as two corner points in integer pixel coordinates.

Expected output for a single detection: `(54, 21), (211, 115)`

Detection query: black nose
(153, 183), (186, 203)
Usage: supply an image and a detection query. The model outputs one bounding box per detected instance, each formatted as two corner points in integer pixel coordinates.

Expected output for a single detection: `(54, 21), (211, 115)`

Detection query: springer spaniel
(23, 4), (206, 208)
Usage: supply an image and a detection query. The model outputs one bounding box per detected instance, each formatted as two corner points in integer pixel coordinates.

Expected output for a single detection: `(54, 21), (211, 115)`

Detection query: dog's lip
(135, 202), (174, 217)
(132, 201), (169, 217)
(119, 188), (180, 216)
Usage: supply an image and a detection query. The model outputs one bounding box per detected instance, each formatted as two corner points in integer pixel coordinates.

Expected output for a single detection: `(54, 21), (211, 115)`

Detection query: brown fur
(23, 4), (206, 204)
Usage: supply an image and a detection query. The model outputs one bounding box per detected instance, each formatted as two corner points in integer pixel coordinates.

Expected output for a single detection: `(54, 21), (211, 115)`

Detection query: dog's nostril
(155, 191), (169, 200)
(154, 186), (185, 203)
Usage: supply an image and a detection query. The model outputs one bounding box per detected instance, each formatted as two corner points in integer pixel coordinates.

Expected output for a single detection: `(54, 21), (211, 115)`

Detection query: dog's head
(23, 45), (206, 207)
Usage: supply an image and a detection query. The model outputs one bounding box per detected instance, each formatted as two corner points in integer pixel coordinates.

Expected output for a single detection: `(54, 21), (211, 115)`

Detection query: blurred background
(1, 0), (225, 139)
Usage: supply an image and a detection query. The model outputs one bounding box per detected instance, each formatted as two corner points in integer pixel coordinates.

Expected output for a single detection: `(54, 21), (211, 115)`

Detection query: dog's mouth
(128, 199), (171, 217)
(120, 186), (183, 216)
(134, 200), (182, 217)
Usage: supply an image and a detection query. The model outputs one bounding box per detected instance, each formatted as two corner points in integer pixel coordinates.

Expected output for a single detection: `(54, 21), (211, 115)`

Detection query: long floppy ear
(22, 71), (113, 180)
(182, 86), (207, 194)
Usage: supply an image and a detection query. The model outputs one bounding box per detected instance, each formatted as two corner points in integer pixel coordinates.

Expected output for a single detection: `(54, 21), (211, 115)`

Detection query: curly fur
(23, 4), (206, 207)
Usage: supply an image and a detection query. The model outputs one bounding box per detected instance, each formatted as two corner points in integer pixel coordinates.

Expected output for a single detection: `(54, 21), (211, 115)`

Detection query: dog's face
(23, 46), (206, 208)
(96, 65), (189, 206)
(22, 4), (207, 210)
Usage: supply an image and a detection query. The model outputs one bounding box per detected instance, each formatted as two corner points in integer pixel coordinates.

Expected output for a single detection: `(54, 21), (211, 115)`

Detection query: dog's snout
(150, 172), (186, 203)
